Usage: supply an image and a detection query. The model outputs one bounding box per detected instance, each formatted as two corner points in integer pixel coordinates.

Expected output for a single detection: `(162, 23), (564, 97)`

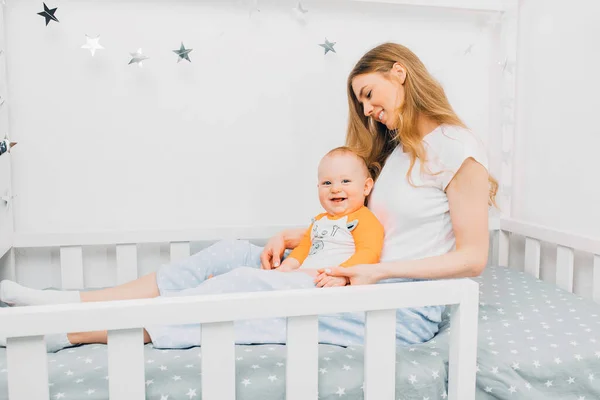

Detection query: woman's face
(351, 64), (406, 130)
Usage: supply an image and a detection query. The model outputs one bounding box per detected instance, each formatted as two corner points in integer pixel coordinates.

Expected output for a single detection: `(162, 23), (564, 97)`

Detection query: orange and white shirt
(287, 206), (384, 270)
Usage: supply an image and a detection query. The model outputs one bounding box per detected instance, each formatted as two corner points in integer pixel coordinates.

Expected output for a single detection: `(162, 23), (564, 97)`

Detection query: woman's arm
(260, 227), (306, 270)
(282, 227), (309, 250)
(377, 158), (490, 280)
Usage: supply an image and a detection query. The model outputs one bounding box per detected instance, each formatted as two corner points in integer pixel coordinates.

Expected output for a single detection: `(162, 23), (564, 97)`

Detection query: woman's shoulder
(424, 124), (484, 147)
(424, 125), (488, 164)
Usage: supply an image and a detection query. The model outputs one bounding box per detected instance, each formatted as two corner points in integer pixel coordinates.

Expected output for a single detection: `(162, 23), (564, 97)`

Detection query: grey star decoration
(173, 42), (193, 63)
(128, 48), (149, 67)
(38, 2), (59, 26)
(319, 38), (336, 55)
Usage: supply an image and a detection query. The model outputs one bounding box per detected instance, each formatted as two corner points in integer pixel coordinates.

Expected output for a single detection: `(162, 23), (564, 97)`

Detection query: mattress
(0, 265), (598, 399)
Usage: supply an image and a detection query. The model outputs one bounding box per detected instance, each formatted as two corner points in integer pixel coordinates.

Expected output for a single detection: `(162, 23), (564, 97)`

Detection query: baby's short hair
(323, 146), (370, 178)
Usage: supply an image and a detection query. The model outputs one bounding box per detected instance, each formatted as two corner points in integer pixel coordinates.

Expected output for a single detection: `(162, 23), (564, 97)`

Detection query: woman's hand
(314, 273), (349, 288)
(260, 228), (306, 270)
(317, 264), (382, 286)
(260, 233), (286, 270)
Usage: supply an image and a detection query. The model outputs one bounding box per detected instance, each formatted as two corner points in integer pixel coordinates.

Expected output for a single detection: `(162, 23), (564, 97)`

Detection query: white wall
(512, 0), (600, 238)
(3, 0), (498, 236)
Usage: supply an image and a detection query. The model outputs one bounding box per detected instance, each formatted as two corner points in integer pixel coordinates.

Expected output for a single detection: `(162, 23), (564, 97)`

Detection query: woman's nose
(363, 103), (373, 117)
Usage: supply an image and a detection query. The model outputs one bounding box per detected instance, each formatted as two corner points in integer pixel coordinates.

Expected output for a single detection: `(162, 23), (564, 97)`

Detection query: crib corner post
(447, 279), (479, 400)
(6, 336), (50, 400)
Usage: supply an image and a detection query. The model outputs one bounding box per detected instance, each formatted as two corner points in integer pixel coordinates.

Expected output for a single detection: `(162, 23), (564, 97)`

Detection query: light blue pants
(146, 239), (443, 349)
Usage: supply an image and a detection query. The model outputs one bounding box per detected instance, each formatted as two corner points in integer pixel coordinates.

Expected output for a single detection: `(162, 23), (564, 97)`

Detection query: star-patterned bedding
(0, 265), (598, 399)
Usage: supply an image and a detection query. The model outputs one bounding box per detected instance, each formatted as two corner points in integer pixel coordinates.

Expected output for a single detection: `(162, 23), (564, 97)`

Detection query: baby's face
(317, 153), (373, 217)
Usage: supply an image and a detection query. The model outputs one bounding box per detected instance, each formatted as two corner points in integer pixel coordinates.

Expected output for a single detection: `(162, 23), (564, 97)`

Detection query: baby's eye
(322, 181), (331, 186)
(342, 179), (351, 184)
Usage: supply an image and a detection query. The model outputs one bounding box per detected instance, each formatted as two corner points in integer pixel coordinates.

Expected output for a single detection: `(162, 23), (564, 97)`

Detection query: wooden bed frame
(0, 216), (598, 400)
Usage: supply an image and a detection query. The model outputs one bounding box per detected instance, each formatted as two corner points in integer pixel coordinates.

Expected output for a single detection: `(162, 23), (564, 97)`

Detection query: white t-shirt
(368, 124), (489, 265)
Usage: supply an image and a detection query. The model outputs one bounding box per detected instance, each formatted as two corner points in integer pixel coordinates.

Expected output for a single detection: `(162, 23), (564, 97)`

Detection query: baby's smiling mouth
(330, 197), (347, 203)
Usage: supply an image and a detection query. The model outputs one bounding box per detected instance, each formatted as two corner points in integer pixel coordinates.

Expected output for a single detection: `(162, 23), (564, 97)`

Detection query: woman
(0, 42), (495, 352)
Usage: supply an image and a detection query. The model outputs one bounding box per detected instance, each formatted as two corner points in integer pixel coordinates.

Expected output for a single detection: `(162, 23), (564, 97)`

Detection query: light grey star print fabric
(0, 265), (599, 399)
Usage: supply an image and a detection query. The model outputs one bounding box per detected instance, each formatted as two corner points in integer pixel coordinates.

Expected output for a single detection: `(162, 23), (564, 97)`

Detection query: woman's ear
(364, 177), (374, 196)
(392, 62), (406, 84)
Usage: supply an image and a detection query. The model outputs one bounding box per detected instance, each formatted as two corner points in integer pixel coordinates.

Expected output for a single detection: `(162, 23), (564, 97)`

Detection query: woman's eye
(367, 91), (372, 99)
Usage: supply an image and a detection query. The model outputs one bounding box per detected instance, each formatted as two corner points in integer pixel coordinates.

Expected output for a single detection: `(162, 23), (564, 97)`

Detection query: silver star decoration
(1, 189), (15, 209)
(81, 35), (104, 57)
(499, 57), (515, 74)
(173, 42), (193, 63)
(293, 2), (308, 14)
(128, 48), (149, 67)
(319, 38), (336, 55)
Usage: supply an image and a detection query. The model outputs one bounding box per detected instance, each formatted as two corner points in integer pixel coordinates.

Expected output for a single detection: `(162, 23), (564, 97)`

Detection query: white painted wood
(498, 230), (510, 267)
(352, 0), (511, 12)
(201, 322), (235, 400)
(594, 255), (600, 304)
(170, 241), (190, 263)
(13, 225), (301, 248)
(60, 246), (84, 289)
(500, 218), (600, 256)
(13, 215), (500, 249)
(3, 247), (16, 282)
(6, 336), (49, 400)
(364, 309), (396, 400)
(107, 328), (145, 400)
(448, 279), (479, 400)
(0, 279), (466, 338)
(116, 244), (138, 284)
(556, 245), (574, 293)
(524, 237), (541, 279)
(286, 315), (319, 400)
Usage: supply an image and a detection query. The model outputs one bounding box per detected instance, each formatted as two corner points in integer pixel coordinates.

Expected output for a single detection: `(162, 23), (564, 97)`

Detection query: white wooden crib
(0, 217), (599, 400)
(4, 0), (599, 398)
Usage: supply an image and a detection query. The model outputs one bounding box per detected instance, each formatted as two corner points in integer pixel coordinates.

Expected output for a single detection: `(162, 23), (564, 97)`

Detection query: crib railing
(0, 278), (479, 400)
(494, 218), (600, 302)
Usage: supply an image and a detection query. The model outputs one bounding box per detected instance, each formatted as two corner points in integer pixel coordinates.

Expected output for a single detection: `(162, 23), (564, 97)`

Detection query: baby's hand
(314, 272), (349, 288)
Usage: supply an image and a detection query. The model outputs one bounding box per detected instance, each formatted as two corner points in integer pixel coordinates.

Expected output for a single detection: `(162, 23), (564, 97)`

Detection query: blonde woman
(0, 43), (494, 352)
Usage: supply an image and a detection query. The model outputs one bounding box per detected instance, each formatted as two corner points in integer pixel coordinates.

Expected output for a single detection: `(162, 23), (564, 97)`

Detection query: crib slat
(498, 230), (510, 267)
(170, 241), (190, 262)
(107, 328), (145, 400)
(116, 244), (138, 284)
(286, 315), (319, 400)
(448, 281), (479, 400)
(6, 336), (49, 400)
(201, 322), (235, 400)
(60, 246), (84, 289)
(524, 237), (541, 278)
(593, 255), (600, 304)
(364, 309), (396, 400)
(556, 245), (574, 292)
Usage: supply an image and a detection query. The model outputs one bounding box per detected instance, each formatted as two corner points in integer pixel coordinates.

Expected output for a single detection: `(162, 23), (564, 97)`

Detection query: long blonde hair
(346, 42), (498, 208)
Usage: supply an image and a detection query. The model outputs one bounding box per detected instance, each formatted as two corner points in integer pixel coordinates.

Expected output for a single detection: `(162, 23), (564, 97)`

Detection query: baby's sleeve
(286, 226), (312, 264)
(427, 126), (489, 191)
(339, 207), (384, 267)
